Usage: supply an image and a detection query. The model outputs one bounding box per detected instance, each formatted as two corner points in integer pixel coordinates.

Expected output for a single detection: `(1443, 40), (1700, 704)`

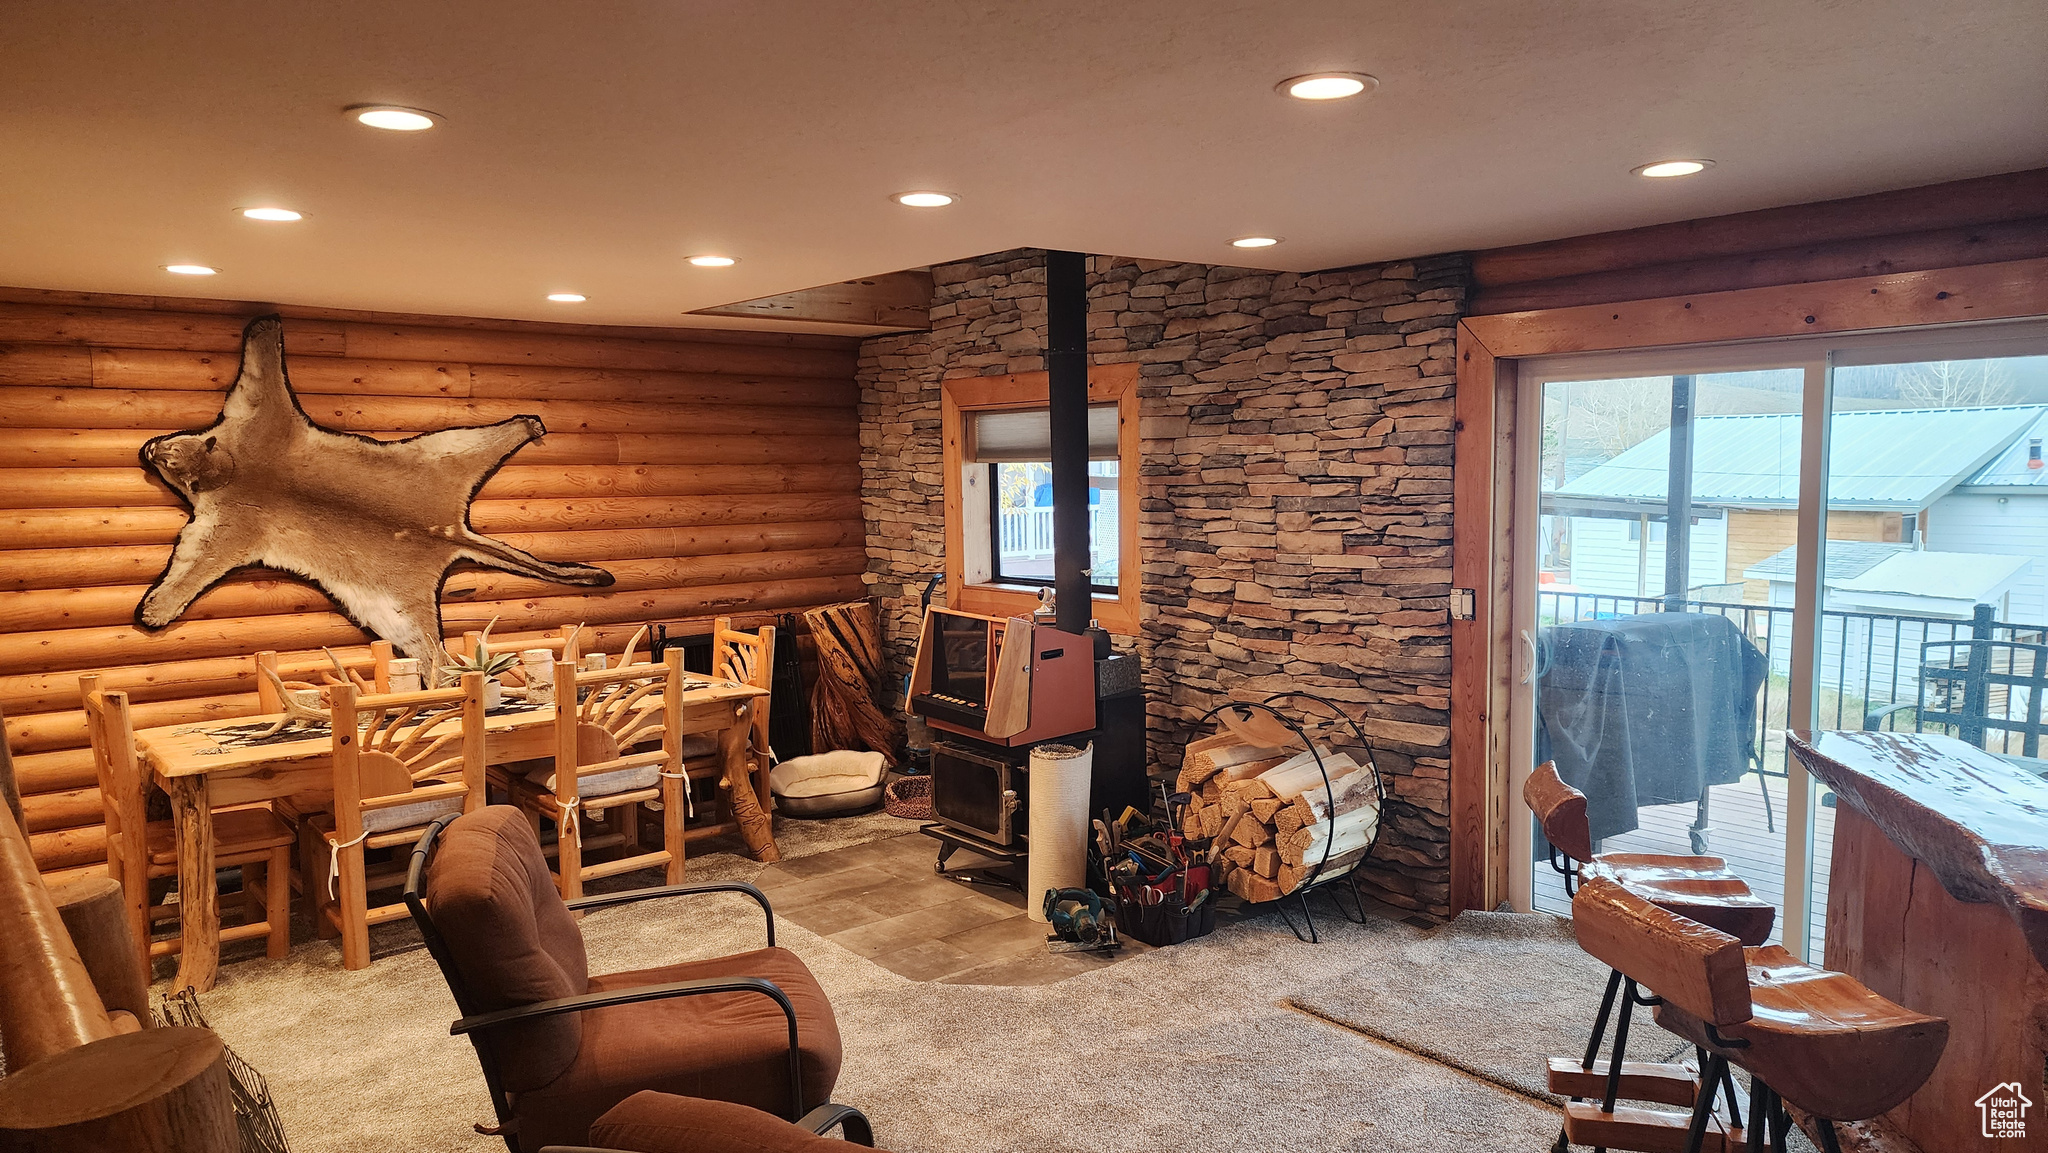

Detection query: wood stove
(929, 738), (1030, 846)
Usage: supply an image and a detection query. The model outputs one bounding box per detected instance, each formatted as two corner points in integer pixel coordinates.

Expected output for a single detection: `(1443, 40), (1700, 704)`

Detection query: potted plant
(443, 622), (520, 707)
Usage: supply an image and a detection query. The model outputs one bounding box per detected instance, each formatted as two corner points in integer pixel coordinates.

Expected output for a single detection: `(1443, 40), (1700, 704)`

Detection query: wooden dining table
(133, 677), (773, 992)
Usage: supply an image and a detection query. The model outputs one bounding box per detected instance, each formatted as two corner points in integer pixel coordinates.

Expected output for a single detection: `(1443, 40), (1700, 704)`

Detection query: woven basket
(883, 773), (933, 820)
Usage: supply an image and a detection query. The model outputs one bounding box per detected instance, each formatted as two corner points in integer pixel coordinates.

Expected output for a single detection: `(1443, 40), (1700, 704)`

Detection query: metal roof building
(1552, 405), (2048, 510)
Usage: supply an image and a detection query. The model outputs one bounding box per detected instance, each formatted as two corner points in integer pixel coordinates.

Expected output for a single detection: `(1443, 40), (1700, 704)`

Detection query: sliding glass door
(1505, 322), (2048, 959)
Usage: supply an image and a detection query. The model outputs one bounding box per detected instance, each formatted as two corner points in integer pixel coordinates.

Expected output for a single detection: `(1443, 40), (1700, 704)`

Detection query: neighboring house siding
(1560, 515), (1729, 599)
(1727, 509), (1898, 603)
(1927, 492), (2048, 626)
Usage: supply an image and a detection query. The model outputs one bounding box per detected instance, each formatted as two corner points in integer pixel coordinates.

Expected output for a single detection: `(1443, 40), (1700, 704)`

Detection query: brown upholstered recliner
(404, 807), (845, 1153)
(540, 1091), (881, 1152)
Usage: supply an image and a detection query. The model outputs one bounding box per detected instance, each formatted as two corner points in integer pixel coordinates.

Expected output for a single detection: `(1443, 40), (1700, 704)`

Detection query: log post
(0, 1027), (235, 1153)
(0, 799), (116, 1069)
(0, 701), (20, 828)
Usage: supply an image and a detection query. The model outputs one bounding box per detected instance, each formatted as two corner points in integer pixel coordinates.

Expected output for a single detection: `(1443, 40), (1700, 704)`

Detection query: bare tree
(1572, 376), (1671, 459)
(1886, 360), (2019, 408)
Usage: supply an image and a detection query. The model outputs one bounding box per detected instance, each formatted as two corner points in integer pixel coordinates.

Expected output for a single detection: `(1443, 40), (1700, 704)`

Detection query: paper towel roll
(1026, 742), (1094, 923)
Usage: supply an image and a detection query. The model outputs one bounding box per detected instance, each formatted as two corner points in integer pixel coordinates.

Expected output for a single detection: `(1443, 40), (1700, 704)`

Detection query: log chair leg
(166, 776), (219, 994)
(556, 813), (584, 904)
(240, 861), (264, 929)
(336, 838), (371, 970)
(264, 843), (290, 959)
(303, 824), (339, 940)
(621, 801), (641, 853)
(662, 774), (685, 885)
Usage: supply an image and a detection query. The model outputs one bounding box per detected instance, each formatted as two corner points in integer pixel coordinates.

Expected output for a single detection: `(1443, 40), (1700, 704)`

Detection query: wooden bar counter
(1789, 730), (2048, 1152)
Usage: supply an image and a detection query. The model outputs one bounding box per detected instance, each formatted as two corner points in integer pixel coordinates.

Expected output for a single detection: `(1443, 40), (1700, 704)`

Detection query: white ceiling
(3, 0), (2044, 330)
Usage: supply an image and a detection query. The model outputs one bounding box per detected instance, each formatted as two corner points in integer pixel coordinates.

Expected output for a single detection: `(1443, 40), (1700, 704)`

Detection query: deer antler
(618, 623), (650, 669)
(256, 664), (328, 738)
(321, 647), (373, 693)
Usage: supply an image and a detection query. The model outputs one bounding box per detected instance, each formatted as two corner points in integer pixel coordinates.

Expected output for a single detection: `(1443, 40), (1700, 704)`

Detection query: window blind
(965, 405), (1120, 463)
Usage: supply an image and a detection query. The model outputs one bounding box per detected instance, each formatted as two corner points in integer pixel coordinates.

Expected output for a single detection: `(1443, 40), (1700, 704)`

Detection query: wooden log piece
(49, 876), (151, 1028)
(1255, 846), (1279, 879)
(1226, 869), (1282, 904)
(0, 1027), (235, 1153)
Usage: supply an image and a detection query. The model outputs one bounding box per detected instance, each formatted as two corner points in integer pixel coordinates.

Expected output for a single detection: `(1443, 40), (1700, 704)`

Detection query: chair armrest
(1863, 702), (1918, 730)
(565, 881), (776, 947)
(531, 1101), (874, 1152)
(453, 976), (808, 1115)
(799, 1103), (875, 1145)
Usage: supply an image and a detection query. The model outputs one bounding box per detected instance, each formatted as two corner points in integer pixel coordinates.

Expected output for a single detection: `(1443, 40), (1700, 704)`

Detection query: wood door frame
(1446, 255), (2048, 915)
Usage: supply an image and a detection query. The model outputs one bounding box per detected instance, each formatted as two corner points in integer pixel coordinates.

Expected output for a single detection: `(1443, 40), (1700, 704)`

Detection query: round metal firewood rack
(1192, 691), (1385, 943)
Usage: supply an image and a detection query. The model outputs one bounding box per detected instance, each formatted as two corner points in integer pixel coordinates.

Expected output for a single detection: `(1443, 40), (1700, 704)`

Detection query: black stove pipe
(1045, 250), (1091, 637)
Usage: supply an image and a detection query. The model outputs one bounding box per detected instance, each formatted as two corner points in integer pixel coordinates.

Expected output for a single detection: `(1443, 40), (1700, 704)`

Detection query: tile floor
(754, 831), (1148, 985)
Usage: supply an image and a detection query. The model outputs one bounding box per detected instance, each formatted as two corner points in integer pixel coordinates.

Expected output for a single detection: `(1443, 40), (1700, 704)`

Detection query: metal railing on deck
(1536, 592), (2047, 769)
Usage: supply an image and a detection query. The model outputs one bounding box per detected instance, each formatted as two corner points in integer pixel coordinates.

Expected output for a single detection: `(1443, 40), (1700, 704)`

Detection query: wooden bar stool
(1573, 874), (1947, 1153)
(1526, 761), (1777, 1142)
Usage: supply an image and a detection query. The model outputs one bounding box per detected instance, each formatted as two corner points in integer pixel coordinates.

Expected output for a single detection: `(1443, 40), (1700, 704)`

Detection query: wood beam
(691, 270), (934, 331)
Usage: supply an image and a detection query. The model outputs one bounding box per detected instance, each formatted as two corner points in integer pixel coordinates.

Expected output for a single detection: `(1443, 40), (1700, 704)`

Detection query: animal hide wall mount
(136, 315), (614, 666)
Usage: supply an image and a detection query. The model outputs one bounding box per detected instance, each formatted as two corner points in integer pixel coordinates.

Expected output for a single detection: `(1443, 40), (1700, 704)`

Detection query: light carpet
(191, 823), (1566, 1153)
(1288, 909), (1686, 1103)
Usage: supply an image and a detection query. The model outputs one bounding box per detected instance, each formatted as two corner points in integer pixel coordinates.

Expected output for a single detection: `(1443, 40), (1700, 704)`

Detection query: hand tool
(1208, 805), (1248, 864)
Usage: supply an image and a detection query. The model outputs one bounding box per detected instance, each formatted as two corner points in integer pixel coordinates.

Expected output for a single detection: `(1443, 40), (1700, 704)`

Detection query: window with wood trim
(941, 364), (1141, 634)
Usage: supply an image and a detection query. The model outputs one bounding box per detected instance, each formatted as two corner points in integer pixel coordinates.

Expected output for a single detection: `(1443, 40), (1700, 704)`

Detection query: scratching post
(1026, 742), (1093, 922)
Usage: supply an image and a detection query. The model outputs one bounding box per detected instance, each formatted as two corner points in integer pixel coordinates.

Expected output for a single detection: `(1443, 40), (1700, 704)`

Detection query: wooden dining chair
(686, 618), (776, 816)
(305, 672), (488, 969)
(507, 650), (688, 901)
(78, 674), (295, 975)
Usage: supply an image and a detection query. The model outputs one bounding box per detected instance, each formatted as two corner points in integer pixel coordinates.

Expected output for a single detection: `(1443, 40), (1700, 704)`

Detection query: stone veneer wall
(858, 249), (1469, 917)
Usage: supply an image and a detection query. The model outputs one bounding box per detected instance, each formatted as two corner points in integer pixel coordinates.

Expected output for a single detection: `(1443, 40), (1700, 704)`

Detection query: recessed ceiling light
(1229, 236), (1281, 249)
(687, 255), (738, 267)
(1633, 159), (1714, 179)
(893, 191), (957, 208)
(348, 105), (438, 131)
(546, 293), (587, 303)
(163, 264), (218, 276)
(1278, 72), (1378, 101)
(238, 207), (303, 222)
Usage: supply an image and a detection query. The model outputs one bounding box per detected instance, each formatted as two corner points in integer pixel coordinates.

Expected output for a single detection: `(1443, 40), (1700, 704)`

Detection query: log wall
(0, 290), (866, 880)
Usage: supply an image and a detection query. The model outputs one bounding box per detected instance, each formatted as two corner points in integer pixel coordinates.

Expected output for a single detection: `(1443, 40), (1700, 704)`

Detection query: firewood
(1255, 846), (1279, 878)
(1278, 864), (1304, 894)
(1199, 777), (1222, 803)
(1275, 801), (1308, 834)
(1226, 868), (1282, 904)
(1222, 777), (1276, 801)
(1199, 803), (1224, 838)
(1250, 797), (1284, 824)
(1224, 845), (1256, 868)
(1258, 746), (1361, 800)
(1215, 755), (1286, 785)
(1230, 815), (1272, 848)
(1280, 805), (1379, 868)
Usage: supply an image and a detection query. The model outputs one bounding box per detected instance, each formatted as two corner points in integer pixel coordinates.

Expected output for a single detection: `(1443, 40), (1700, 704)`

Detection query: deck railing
(997, 505), (1119, 569)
